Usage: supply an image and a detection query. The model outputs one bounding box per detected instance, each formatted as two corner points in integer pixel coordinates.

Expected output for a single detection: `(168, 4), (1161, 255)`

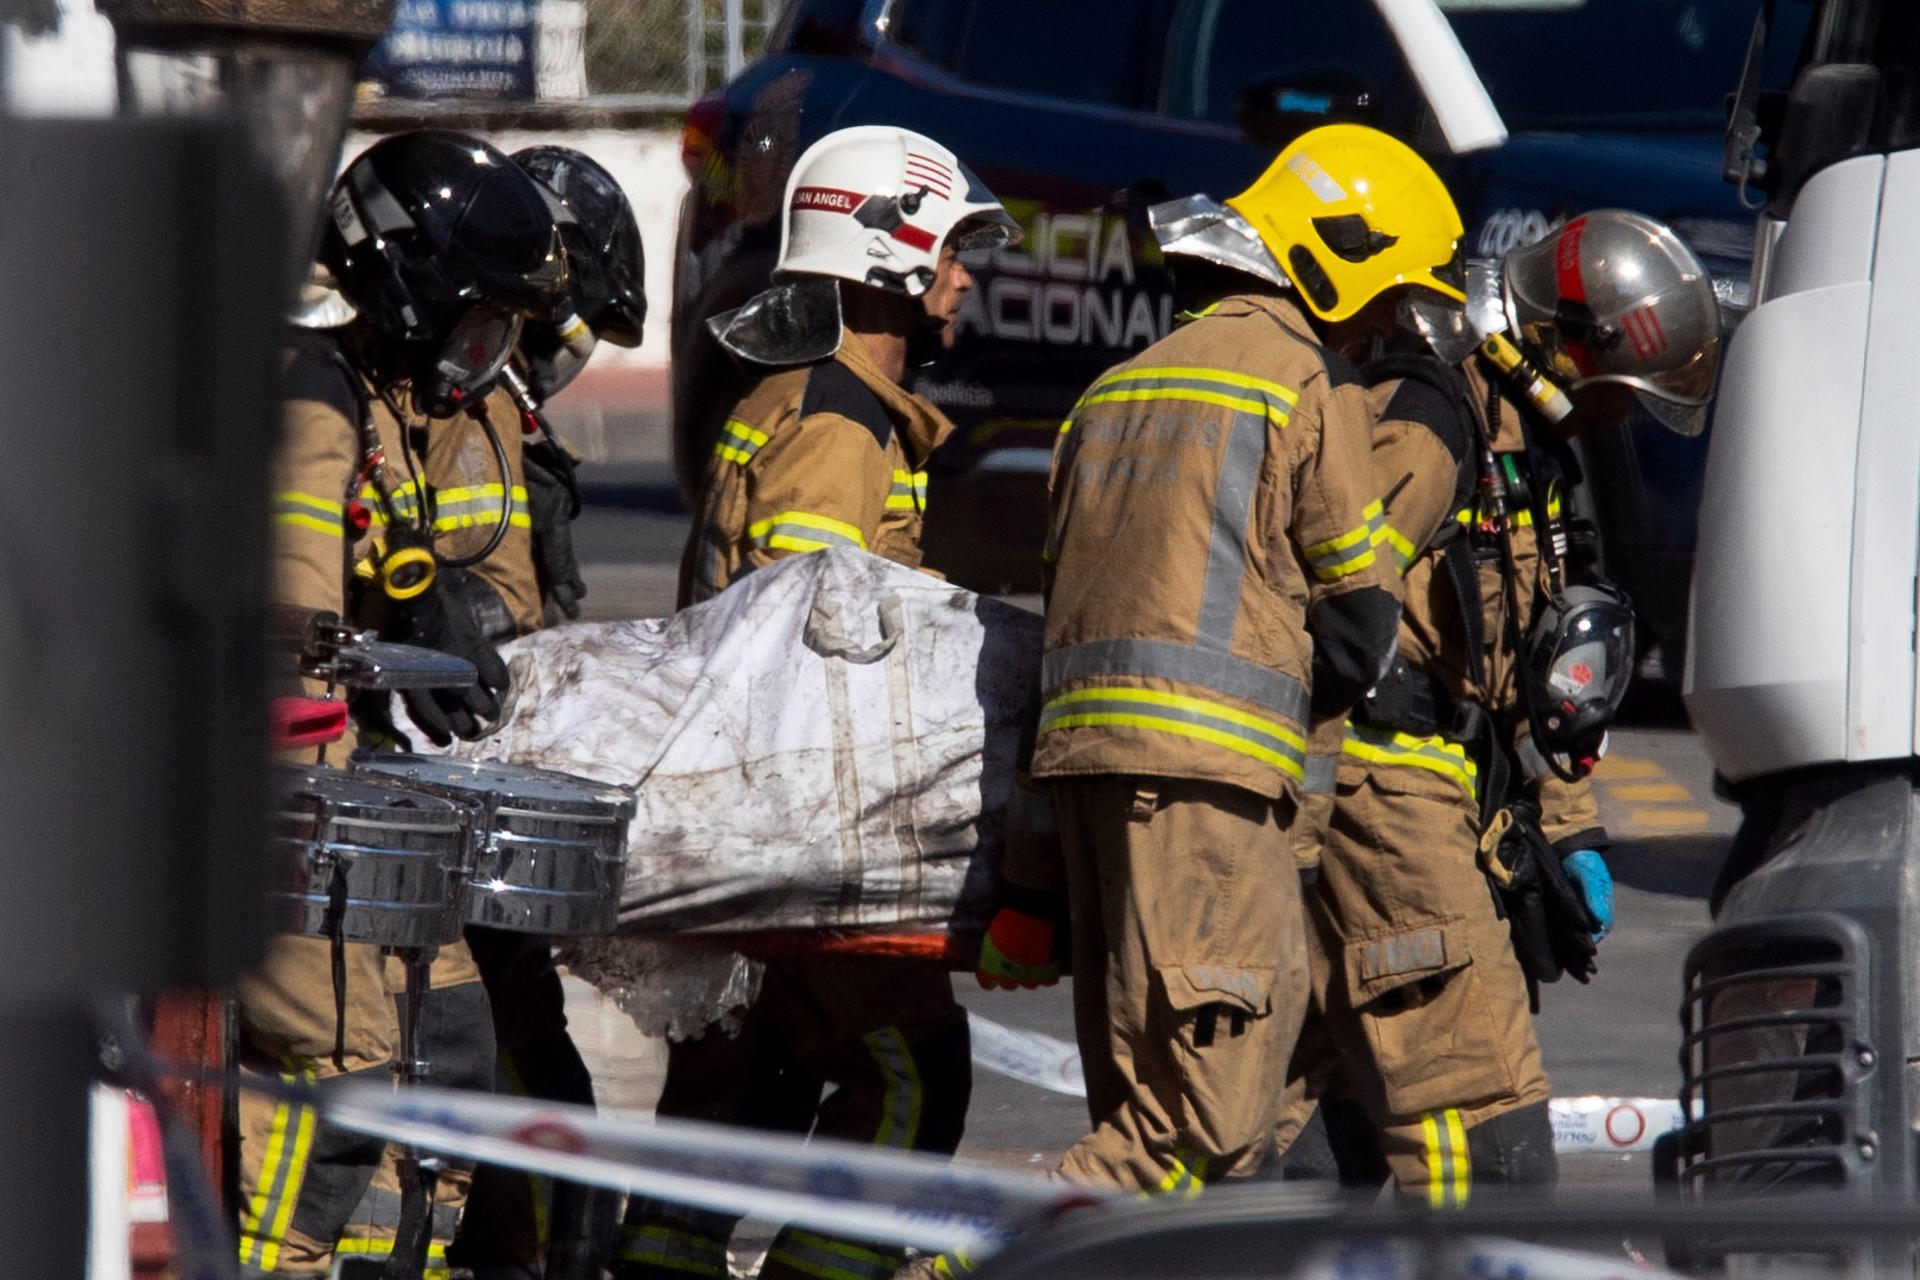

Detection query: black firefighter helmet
(323, 129), (570, 418)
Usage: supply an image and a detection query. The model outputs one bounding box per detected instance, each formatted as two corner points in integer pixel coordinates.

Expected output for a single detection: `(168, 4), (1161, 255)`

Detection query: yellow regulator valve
(380, 544), (436, 601)
(1481, 332), (1573, 423)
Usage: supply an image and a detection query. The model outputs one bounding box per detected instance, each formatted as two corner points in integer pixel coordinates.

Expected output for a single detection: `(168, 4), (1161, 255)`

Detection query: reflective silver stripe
(1041, 637), (1308, 726)
(1303, 753), (1338, 795)
(1038, 694), (1306, 769)
(1195, 404), (1269, 650)
(1010, 783), (1057, 834)
(766, 1227), (902, 1280)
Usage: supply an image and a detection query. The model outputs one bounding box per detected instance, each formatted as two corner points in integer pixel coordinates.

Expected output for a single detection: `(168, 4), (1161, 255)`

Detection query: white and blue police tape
(967, 1015), (1693, 1154)
(317, 1080), (1111, 1257)
(1297, 1237), (1686, 1280)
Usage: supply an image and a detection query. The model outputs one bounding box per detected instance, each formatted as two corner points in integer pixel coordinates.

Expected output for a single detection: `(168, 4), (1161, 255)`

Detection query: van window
(1158, 0), (1414, 126)
(1445, 0), (1788, 132)
(888, 0), (1163, 109)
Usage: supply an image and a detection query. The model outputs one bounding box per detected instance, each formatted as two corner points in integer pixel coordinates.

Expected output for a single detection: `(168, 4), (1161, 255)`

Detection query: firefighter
(1275, 210), (1723, 1201)
(238, 130), (569, 1280)
(446, 144), (649, 1280)
(612, 125), (1019, 1280)
(1005, 124), (1457, 1198)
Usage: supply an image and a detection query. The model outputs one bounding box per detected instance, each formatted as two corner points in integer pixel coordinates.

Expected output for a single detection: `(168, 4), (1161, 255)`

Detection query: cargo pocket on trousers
(1344, 920), (1517, 1118)
(1155, 963), (1282, 1161)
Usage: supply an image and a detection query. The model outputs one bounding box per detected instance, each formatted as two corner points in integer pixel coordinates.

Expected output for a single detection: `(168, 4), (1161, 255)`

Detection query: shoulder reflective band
(716, 418), (770, 466)
(1080, 365), (1298, 423)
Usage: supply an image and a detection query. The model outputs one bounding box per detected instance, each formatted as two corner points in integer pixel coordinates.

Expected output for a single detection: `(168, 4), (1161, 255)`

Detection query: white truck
(1674, 0), (1920, 1241)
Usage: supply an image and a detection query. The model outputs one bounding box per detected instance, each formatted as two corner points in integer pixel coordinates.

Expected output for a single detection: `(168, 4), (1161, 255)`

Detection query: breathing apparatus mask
(411, 303), (523, 419)
(1524, 582), (1635, 776)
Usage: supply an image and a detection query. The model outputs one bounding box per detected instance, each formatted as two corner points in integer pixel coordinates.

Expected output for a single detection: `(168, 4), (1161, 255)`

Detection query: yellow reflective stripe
(332, 1238), (450, 1279)
(1154, 1154), (1207, 1200)
(1040, 687), (1306, 779)
(1093, 363), (1299, 406)
(932, 1250), (976, 1277)
(1423, 1112), (1448, 1208)
(272, 491), (345, 540)
(1379, 524), (1418, 574)
(1311, 545), (1378, 581)
(747, 510), (867, 553)
(264, 1096), (317, 1265)
(618, 1224), (729, 1276)
(1447, 1108), (1470, 1206)
(785, 1232), (896, 1267)
(1456, 496), (1560, 530)
(236, 1095), (292, 1265)
(864, 1027), (922, 1149)
(724, 418), (769, 447)
(715, 418), (770, 466)
(886, 469), (927, 511)
(1342, 722), (1478, 794)
(273, 512), (343, 539)
(1082, 384), (1285, 420)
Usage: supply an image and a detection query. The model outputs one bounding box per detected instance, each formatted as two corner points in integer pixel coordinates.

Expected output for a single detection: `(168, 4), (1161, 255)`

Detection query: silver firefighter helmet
(1502, 209), (1722, 435)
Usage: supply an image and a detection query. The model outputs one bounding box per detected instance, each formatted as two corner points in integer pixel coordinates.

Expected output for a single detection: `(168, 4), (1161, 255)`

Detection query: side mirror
(1236, 70), (1381, 149)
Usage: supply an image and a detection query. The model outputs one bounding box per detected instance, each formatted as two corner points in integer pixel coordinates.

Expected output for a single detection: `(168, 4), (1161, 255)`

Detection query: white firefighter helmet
(776, 125), (1020, 296)
(711, 125), (1021, 365)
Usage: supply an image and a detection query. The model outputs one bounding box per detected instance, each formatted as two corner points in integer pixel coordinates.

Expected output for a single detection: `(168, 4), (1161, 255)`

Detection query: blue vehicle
(671, 0), (1787, 657)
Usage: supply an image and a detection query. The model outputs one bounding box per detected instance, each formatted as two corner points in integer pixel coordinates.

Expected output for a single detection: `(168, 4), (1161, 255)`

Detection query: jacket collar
(833, 332), (955, 461)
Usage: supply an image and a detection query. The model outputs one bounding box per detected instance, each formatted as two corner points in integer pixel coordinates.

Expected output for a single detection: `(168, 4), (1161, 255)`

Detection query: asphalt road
(565, 461), (1738, 1195)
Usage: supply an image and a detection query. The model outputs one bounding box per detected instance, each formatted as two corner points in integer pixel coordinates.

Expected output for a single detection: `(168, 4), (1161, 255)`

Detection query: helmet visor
(950, 207), (1023, 253)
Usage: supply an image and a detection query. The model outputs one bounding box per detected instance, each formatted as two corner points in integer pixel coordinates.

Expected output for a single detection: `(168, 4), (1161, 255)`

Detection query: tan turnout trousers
(1053, 776), (1306, 1193)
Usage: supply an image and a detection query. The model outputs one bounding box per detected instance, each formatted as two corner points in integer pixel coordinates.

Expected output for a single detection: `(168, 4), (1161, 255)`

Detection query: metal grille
(583, 0), (787, 102)
(1677, 914), (1877, 1195)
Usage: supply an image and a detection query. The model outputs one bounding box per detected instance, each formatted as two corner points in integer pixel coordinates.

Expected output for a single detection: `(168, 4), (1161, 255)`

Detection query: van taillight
(682, 95), (726, 180)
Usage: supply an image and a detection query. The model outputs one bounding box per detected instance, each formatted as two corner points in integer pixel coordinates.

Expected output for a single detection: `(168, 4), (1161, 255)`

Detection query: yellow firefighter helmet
(1226, 124), (1465, 324)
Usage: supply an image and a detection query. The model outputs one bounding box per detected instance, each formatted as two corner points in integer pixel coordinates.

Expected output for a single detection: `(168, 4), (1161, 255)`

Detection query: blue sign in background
(364, 0), (537, 100)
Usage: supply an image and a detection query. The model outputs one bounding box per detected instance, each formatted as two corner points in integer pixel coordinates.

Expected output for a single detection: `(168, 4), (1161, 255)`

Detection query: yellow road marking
(1606, 783), (1692, 803)
(1593, 756), (1663, 780)
(1623, 808), (1711, 830)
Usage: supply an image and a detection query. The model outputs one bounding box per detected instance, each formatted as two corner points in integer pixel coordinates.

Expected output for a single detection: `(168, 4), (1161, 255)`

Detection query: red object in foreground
(136, 991), (229, 1278)
(735, 930), (978, 967)
(271, 695), (348, 749)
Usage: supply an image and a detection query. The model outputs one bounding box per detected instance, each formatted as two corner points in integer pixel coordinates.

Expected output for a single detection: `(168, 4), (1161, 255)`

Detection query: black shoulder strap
(802, 359), (896, 451)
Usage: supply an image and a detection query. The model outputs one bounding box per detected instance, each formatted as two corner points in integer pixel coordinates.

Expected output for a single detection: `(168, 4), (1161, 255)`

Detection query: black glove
(523, 438), (588, 622)
(1481, 798), (1600, 994)
(388, 566), (513, 746)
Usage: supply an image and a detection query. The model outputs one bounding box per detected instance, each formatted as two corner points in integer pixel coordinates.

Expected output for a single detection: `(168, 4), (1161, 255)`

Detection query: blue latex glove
(1563, 849), (1615, 942)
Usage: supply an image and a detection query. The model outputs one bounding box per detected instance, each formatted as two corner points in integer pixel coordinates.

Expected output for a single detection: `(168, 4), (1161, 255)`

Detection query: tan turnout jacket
(1032, 293), (1396, 800)
(680, 336), (953, 607)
